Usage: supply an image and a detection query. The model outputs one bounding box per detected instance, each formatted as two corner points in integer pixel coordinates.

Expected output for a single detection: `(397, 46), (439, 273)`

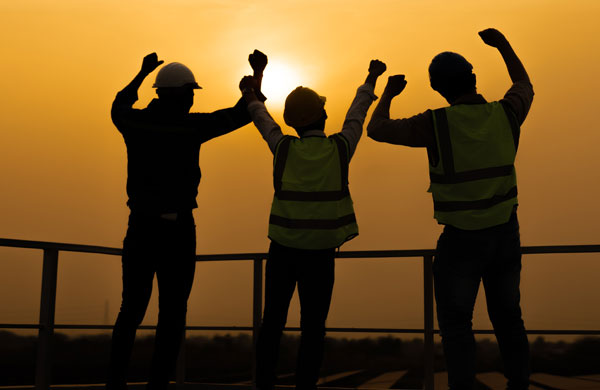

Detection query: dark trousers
(433, 213), (529, 390)
(256, 241), (335, 390)
(107, 212), (196, 390)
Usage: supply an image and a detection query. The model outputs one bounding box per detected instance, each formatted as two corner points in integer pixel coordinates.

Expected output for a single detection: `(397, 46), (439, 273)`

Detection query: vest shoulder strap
(329, 133), (350, 187)
(273, 135), (295, 193)
(432, 108), (455, 175)
(500, 101), (521, 151)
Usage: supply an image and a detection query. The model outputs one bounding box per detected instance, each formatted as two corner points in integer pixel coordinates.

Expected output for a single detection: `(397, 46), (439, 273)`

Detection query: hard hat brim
(152, 82), (203, 89)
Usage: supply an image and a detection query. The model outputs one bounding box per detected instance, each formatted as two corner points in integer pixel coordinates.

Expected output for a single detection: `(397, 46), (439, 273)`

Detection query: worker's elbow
(366, 120), (381, 140)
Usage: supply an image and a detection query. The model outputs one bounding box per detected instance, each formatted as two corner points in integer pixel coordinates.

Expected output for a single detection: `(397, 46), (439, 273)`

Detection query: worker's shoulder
(501, 81), (534, 105)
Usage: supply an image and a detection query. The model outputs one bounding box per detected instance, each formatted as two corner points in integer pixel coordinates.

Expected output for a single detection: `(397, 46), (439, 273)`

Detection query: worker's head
(153, 62), (202, 114)
(284, 86), (327, 135)
(429, 52), (476, 104)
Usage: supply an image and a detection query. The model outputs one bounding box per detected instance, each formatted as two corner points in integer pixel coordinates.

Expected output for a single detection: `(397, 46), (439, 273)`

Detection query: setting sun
(260, 60), (303, 105)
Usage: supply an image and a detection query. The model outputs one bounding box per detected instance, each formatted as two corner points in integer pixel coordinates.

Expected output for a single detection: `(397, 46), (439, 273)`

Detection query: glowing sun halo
(261, 61), (303, 105)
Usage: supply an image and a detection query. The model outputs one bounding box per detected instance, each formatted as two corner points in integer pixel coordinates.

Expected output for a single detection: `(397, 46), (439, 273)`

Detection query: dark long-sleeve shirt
(111, 85), (251, 213)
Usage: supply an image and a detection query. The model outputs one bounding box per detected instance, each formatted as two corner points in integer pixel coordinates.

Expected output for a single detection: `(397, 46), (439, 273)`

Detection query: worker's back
(428, 101), (520, 230)
(269, 134), (358, 250)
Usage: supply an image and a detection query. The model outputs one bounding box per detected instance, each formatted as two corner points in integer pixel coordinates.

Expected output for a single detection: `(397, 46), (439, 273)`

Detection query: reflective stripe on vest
(429, 102), (520, 230)
(269, 134), (358, 249)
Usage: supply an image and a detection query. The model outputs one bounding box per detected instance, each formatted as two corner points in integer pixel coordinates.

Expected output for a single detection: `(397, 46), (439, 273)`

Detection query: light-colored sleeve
(339, 83), (378, 159)
(247, 101), (285, 154)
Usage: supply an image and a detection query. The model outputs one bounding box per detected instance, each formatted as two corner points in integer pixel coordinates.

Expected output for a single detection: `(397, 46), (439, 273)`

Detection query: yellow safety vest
(428, 102), (520, 230)
(269, 134), (358, 249)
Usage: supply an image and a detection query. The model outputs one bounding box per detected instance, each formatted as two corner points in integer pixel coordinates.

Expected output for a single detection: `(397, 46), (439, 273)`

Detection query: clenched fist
(368, 59), (387, 77)
(478, 28), (508, 48)
(384, 75), (407, 97)
(141, 53), (164, 75)
(249, 50), (268, 74)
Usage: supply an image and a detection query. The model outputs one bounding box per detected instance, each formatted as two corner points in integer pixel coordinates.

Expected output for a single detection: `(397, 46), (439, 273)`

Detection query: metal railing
(1, 237), (600, 390)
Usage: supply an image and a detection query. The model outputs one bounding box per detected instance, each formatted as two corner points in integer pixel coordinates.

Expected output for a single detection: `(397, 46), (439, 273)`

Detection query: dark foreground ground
(1, 332), (599, 389)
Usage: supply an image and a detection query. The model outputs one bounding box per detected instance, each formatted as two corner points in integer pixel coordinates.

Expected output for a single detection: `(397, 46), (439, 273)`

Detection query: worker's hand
(478, 28), (509, 49)
(383, 75), (407, 97)
(141, 53), (164, 75)
(368, 60), (387, 77)
(249, 50), (268, 74)
(239, 75), (259, 92)
(239, 76), (260, 103)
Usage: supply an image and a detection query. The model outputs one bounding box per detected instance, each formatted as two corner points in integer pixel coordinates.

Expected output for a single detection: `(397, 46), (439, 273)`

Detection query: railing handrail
(1, 237), (600, 390)
(3, 323), (600, 335)
(3, 237), (600, 259)
(0, 238), (122, 256)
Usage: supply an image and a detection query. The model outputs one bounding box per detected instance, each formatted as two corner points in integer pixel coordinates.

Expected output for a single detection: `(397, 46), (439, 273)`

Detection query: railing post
(252, 257), (264, 390)
(176, 322), (186, 389)
(35, 248), (59, 390)
(423, 255), (434, 390)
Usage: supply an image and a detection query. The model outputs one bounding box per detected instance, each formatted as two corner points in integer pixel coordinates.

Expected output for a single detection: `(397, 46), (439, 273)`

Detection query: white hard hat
(153, 62), (202, 89)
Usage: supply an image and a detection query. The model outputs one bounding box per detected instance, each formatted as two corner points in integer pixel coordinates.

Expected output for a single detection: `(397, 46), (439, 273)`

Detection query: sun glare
(260, 61), (303, 106)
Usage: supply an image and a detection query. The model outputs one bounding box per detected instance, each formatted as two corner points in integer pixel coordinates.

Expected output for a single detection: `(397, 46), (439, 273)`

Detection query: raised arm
(190, 49), (270, 143)
(249, 49), (268, 102)
(370, 75), (406, 123)
(240, 72), (284, 154)
(367, 74), (434, 147)
(479, 28), (530, 84)
(112, 53), (164, 113)
(338, 59), (386, 158)
(367, 74), (406, 140)
(479, 28), (533, 124)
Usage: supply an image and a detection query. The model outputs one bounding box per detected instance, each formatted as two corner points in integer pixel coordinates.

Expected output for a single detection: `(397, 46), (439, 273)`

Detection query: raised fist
(239, 75), (259, 92)
(249, 50), (268, 74)
(141, 52), (164, 75)
(368, 59), (387, 77)
(478, 28), (508, 48)
(384, 75), (407, 97)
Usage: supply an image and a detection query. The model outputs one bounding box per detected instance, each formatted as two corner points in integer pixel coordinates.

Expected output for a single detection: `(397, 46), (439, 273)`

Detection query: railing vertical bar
(176, 322), (186, 389)
(252, 257), (264, 390)
(423, 255), (434, 390)
(35, 248), (59, 390)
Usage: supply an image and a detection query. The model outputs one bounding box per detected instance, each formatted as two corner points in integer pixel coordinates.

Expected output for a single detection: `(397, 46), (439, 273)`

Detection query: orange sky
(1, 0), (599, 336)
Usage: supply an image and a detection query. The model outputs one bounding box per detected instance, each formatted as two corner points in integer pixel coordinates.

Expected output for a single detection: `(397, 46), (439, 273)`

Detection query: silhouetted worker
(239, 59), (386, 390)
(107, 51), (267, 390)
(368, 29), (533, 390)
